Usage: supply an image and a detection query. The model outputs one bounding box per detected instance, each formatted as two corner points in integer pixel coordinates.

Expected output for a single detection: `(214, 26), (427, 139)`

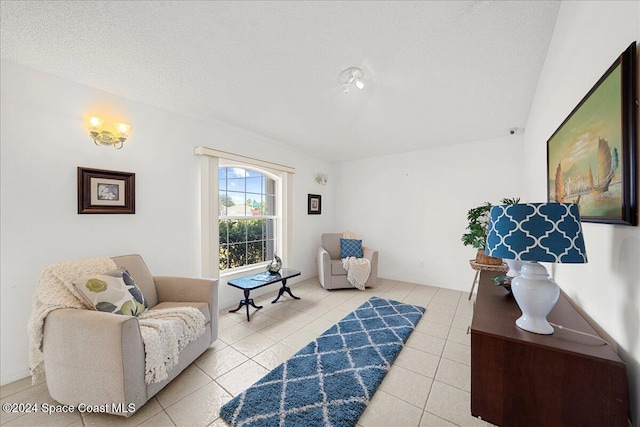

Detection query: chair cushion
(330, 260), (348, 276)
(321, 233), (342, 260)
(151, 301), (211, 325)
(73, 268), (148, 316)
(112, 255), (158, 308)
(340, 238), (363, 258)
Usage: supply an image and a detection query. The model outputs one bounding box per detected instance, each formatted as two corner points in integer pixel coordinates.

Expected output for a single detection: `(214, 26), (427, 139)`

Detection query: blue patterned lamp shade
(485, 203), (587, 264)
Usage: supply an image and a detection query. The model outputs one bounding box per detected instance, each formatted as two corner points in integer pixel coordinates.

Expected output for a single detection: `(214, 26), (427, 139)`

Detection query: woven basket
(475, 248), (502, 266)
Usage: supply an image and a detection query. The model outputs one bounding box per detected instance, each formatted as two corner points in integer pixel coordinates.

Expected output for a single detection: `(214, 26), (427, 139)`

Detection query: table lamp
(485, 203), (587, 334)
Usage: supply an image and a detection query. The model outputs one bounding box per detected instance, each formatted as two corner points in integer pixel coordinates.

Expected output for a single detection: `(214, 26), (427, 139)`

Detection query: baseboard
(372, 274), (465, 292)
(1, 368), (30, 387)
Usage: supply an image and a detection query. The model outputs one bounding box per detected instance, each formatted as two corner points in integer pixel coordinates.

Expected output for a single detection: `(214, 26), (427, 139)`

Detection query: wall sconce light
(315, 173), (328, 186)
(339, 67), (364, 93)
(88, 116), (130, 149)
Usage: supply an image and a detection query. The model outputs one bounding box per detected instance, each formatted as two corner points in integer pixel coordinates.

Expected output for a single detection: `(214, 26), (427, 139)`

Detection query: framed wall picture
(547, 42), (637, 225)
(78, 167), (135, 214)
(308, 194), (321, 215)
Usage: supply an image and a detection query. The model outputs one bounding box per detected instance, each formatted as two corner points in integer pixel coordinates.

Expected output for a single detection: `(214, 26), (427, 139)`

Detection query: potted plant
(462, 198), (520, 265)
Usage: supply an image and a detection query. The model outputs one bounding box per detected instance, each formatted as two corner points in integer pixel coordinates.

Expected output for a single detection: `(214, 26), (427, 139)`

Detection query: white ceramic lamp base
(504, 259), (524, 277)
(511, 261), (560, 335)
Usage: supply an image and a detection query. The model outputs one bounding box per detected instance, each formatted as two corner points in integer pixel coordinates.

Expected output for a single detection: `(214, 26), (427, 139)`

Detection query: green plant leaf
(500, 197), (521, 205)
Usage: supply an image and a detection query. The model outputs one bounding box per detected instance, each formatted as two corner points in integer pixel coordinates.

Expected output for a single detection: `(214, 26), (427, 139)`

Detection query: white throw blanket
(28, 257), (205, 385)
(28, 257), (117, 383)
(342, 257), (371, 290)
(341, 231), (370, 290)
(138, 307), (205, 384)
(343, 230), (357, 239)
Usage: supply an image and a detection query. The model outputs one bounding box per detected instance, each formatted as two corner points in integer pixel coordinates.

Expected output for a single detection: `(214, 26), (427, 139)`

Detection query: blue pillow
(340, 238), (363, 258)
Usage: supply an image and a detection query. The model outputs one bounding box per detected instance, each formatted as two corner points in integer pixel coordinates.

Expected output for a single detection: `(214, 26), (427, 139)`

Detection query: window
(195, 146), (294, 279)
(218, 167), (277, 271)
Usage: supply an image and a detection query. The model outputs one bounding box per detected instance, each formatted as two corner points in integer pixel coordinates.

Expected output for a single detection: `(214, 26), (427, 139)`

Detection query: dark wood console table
(471, 270), (629, 427)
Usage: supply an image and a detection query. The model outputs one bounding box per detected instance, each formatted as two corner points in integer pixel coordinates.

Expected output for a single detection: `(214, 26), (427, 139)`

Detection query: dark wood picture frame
(308, 194), (321, 215)
(547, 42), (637, 225)
(78, 167), (135, 214)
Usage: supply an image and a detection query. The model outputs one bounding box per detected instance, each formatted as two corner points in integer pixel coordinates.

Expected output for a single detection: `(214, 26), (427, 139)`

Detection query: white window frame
(218, 162), (279, 274)
(195, 146), (294, 279)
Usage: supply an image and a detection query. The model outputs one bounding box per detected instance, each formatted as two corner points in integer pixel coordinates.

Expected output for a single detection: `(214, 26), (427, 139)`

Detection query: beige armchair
(42, 254), (218, 417)
(318, 233), (378, 290)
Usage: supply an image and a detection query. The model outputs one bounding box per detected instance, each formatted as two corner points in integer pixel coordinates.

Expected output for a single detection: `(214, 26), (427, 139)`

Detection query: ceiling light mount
(315, 173), (328, 186)
(339, 67), (364, 93)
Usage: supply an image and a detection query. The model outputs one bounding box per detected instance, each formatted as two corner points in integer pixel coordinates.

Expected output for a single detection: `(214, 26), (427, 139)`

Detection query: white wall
(0, 60), (334, 384)
(522, 1), (639, 423)
(334, 135), (523, 290)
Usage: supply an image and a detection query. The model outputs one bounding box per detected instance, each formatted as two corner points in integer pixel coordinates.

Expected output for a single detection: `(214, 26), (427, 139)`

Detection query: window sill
(220, 262), (269, 279)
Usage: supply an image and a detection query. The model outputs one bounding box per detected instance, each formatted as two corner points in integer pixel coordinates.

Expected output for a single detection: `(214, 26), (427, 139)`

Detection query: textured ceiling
(1, 1), (560, 162)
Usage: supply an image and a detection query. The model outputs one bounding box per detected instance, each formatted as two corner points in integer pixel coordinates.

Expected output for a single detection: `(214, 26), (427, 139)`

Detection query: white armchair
(318, 233), (378, 290)
(41, 254), (218, 417)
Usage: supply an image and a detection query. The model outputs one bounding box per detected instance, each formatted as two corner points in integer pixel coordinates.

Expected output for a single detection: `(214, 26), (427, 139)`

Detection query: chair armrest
(318, 247), (332, 288)
(43, 309), (145, 411)
(153, 276), (218, 338)
(362, 246), (377, 260)
(363, 246), (379, 286)
(154, 276), (217, 304)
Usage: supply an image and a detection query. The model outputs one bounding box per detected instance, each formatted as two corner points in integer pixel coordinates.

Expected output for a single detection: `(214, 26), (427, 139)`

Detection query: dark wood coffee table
(227, 268), (301, 321)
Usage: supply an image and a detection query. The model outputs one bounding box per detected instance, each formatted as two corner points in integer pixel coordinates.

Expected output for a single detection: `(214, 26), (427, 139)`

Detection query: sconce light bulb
(355, 78), (364, 90)
(89, 116), (103, 128)
(117, 123), (130, 135)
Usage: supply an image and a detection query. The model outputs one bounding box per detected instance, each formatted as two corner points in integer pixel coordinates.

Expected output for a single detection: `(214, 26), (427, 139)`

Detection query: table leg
(272, 278), (301, 303)
(229, 289), (264, 321)
(468, 270), (480, 300)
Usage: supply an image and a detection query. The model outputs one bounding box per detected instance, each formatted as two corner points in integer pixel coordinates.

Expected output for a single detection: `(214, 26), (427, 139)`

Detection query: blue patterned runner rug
(219, 296), (425, 427)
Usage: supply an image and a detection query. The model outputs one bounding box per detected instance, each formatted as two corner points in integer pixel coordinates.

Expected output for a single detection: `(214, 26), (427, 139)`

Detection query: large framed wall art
(78, 167), (136, 214)
(547, 42), (637, 226)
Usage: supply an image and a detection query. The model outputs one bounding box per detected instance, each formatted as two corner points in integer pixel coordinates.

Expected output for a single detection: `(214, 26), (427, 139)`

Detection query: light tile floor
(0, 278), (492, 427)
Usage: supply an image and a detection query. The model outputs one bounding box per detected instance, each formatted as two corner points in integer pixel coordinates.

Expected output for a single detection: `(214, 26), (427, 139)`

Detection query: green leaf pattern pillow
(74, 268), (148, 316)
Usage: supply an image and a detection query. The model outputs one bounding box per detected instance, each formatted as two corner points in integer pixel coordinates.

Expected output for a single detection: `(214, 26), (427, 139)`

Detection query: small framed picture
(308, 194), (321, 215)
(78, 167), (135, 214)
